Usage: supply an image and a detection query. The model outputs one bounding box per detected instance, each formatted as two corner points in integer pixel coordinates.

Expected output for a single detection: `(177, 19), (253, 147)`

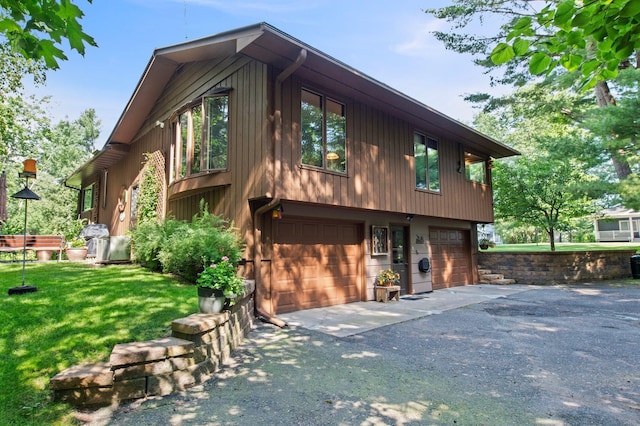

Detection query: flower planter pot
(66, 247), (88, 261)
(197, 287), (226, 314)
(36, 250), (53, 261)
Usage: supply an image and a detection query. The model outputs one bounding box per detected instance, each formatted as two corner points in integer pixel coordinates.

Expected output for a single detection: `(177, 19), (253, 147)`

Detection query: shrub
(130, 220), (175, 271)
(131, 201), (244, 282)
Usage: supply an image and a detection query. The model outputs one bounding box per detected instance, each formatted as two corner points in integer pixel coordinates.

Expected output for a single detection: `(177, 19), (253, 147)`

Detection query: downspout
(253, 48), (307, 327)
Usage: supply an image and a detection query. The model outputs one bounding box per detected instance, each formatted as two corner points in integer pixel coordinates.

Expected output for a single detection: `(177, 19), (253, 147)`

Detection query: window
(82, 184), (94, 212)
(414, 133), (440, 192)
(173, 94), (229, 181)
(301, 89), (346, 173)
(130, 184), (139, 221)
(465, 152), (487, 184)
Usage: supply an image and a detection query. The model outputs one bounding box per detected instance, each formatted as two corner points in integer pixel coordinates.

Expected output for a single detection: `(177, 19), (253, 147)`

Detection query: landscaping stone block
(53, 386), (115, 406)
(49, 362), (113, 390)
(113, 358), (175, 381)
(50, 286), (255, 406)
(110, 337), (194, 367)
(172, 312), (229, 335)
(112, 377), (147, 401)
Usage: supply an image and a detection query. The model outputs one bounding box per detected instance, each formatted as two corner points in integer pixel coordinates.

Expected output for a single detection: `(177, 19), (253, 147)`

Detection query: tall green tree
(474, 83), (604, 246)
(493, 157), (597, 251)
(3, 107), (98, 236)
(425, 0), (637, 182)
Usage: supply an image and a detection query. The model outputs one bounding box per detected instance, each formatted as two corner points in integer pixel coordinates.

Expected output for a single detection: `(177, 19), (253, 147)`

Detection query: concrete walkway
(278, 284), (533, 337)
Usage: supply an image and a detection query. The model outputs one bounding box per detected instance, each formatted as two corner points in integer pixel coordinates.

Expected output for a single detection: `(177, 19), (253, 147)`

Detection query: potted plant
(479, 238), (495, 250)
(376, 268), (400, 287)
(65, 237), (88, 261)
(196, 256), (245, 313)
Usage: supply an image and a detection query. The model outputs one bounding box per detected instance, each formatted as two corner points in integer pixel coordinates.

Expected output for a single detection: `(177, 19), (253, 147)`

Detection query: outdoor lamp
(8, 159), (40, 295)
(22, 159), (37, 177)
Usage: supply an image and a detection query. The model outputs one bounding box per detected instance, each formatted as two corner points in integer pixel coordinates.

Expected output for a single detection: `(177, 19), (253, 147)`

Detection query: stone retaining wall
(478, 250), (636, 284)
(50, 281), (255, 406)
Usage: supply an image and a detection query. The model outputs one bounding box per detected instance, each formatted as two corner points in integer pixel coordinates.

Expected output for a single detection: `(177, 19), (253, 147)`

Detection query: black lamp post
(8, 159), (40, 295)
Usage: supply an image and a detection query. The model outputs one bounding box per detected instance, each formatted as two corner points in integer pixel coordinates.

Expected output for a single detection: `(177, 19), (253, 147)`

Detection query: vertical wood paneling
(278, 77), (494, 223)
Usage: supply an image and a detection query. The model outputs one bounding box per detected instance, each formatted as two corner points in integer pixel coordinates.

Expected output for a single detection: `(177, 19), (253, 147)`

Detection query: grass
(0, 262), (196, 425)
(485, 242), (640, 253)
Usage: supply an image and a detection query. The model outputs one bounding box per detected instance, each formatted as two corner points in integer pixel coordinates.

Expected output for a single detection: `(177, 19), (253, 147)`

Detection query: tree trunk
(594, 80), (633, 180)
(548, 228), (556, 252)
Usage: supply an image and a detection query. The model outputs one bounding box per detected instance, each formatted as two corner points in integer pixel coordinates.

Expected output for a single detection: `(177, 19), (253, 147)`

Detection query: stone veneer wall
(50, 281), (255, 406)
(478, 250), (636, 284)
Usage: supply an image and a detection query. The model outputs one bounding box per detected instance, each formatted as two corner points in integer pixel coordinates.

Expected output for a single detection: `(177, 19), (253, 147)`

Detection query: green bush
(131, 203), (244, 282)
(130, 220), (169, 271)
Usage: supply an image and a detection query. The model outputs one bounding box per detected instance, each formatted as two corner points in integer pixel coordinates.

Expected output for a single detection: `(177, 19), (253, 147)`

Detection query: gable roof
(66, 22), (518, 188)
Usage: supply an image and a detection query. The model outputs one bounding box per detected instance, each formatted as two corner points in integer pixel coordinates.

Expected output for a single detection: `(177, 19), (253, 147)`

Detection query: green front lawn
(0, 262), (196, 425)
(484, 242), (640, 253)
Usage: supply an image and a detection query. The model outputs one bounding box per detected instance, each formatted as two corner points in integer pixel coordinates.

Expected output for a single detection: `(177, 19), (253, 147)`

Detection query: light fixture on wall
(155, 120), (165, 129)
(405, 214), (414, 221)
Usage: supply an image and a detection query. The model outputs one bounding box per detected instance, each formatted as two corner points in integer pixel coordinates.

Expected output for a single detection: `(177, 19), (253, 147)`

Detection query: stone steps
(478, 267), (516, 285)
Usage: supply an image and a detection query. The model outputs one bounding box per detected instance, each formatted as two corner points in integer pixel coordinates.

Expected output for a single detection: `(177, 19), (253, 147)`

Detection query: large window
(414, 133), (440, 192)
(301, 89), (346, 173)
(465, 152), (487, 184)
(173, 94), (229, 181)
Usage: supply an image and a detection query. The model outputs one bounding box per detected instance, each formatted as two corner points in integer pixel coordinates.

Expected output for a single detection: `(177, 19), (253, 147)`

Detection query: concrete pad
(278, 284), (533, 337)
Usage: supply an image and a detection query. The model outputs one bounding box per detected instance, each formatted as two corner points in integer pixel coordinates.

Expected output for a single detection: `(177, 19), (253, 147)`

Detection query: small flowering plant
(196, 256), (244, 297)
(376, 268), (400, 286)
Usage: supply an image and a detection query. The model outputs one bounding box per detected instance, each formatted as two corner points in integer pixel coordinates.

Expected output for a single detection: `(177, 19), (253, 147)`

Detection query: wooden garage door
(430, 228), (471, 290)
(272, 218), (362, 314)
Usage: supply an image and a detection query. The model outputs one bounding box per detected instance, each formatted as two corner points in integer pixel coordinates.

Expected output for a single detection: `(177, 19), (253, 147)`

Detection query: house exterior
(594, 206), (640, 242)
(65, 23), (518, 316)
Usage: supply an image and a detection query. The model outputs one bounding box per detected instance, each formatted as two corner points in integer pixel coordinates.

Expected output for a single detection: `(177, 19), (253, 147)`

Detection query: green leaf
(529, 52), (552, 75)
(582, 59), (600, 75)
(554, 1), (577, 28)
(490, 42), (515, 65)
(600, 66), (619, 80)
(571, 9), (592, 27)
(620, 0), (640, 17)
(0, 18), (22, 32)
(614, 43), (634, 60)
(513, 38), (530, 56)
(560, 54), (582, 72)
(36, 39), (65, 69)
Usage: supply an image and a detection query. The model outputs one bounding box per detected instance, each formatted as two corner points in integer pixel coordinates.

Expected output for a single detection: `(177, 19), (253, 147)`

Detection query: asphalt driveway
(83, 283), (640, 425)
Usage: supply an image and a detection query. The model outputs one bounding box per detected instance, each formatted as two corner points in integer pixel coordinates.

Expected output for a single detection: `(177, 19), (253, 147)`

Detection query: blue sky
(28, 0), (505, 146)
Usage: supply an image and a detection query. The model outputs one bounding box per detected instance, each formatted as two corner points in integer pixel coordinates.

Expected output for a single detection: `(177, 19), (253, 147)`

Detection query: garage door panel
(272, 218), (362, 314)
(430, 228), (471, 290)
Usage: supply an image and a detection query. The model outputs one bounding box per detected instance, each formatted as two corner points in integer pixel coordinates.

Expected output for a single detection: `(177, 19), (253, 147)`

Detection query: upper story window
(82, 183), (94, 211)
(465, 152), (487, 184)
(414, 133), (440, 192)
(301, 89), (346, 173)
(173, 93), (229, 181)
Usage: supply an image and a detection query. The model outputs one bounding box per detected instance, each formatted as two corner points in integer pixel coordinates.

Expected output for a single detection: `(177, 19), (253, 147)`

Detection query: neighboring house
(65, 23), (518, 316)
(594, 206), (640, 242)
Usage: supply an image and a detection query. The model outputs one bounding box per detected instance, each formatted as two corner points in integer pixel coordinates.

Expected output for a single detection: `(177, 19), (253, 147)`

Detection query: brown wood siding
(83, 55), (270, 251)
(278, 77), (494, 223)
(157, 57), (270, 248)
(82, 127), (166, 235)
